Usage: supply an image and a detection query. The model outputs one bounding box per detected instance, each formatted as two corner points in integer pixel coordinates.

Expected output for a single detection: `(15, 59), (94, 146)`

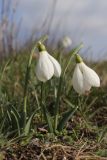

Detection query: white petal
(79, 62), (100, 87)
(47, 53), (61, 77)
(36, 51), (54, 82)
(72, 64), (84, 94)
(83, 77), (91, 93)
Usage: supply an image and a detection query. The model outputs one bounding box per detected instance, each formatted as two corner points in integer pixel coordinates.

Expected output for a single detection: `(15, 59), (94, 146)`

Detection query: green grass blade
(98, 127), (107, 143)
(10, 106), (21, 136)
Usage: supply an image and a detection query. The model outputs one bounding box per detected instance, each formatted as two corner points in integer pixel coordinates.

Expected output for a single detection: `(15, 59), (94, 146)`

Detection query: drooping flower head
(72, 54), (100, 95)
(61, 36), (72, 48)
(36, 42), (61, 82)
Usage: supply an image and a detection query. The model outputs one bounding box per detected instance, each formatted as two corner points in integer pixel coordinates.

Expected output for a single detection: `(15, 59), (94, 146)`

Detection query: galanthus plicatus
(61, 36), (72, 48)
(72, 54), (100, 94)
(36, 42), (61, 82)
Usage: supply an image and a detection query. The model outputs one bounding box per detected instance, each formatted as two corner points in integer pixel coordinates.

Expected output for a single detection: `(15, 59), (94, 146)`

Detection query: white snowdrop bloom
(47, 53), (61, 77)
(61, 36), (72, 48)
(72, 54), (100, 94)
(36, 42), (61, 82)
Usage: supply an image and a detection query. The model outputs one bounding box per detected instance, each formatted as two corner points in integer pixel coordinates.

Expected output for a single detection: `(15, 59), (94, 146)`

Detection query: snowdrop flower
(72, 54), (100, 95)
(36, 42), (61, 82)
(61, 36), (72, 48)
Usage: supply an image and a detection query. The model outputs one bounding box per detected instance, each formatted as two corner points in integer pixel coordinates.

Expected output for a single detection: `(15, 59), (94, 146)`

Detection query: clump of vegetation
(0, 36), (106, 159)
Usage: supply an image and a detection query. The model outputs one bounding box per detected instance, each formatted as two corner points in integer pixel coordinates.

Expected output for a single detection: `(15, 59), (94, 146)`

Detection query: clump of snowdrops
(0, 37), (101, 145)
(23, 38), (100, 134)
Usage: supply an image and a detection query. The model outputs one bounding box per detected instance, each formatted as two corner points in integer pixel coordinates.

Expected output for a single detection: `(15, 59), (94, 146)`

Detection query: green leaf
(98, 127), (107, 143)
(57, 106), (78, 131)
(24, 108), (39, 136)
(63, 98), (75, 109)
(0, 116), (6, 133)
(42, 105), (54, 133)
(10, 106), (21, 136)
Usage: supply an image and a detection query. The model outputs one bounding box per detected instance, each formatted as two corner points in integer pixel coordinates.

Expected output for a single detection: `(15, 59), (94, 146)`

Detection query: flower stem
(63, 43), (83, 76)
(23, 36), (48, 128)
(40, 82), (44, 121)
(54, 43), (83, 132)
(23, 46), (36, 128)
(54, 76), (63, 132)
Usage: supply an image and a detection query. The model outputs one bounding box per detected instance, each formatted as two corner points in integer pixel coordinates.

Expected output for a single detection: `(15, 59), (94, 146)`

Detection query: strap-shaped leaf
(24, 108), (40, 136)
(10, 106), (21, 136)
(42, 105), (54, 133)
(57, 106), (78, 131)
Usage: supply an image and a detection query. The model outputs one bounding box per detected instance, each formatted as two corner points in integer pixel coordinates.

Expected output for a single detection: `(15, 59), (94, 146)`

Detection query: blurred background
(0, 0), (107, 60)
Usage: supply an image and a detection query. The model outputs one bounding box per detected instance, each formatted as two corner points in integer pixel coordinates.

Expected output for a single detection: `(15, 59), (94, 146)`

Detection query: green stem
(63, 43), (83, 76)
(23, 46), (36, 127)
(23, 36), (48, 128)
(40, 82), (43, 120)
(54, 43), (83, 132)
(54, 76), (63, 132)
(40, 82), (43, 103)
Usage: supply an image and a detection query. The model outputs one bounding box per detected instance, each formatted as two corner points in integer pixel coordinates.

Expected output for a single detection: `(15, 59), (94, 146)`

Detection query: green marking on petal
(37, 42), (46, 52)
(75, 54), (83, 63)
